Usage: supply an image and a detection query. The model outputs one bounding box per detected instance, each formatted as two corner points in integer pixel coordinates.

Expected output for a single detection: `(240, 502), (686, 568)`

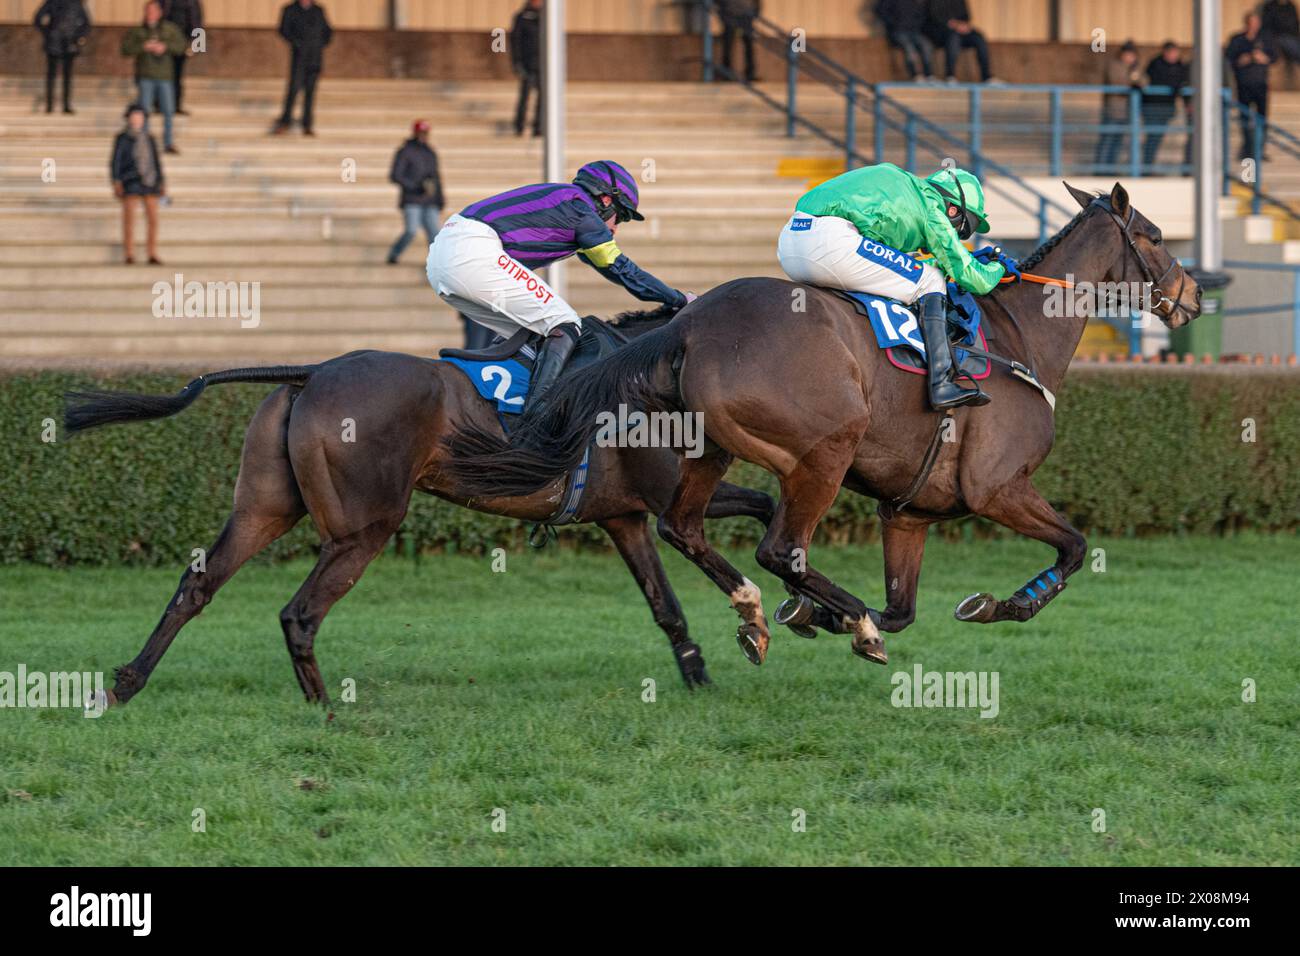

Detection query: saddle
(830, 288), (991, 381)
(437, 316), (630, 414)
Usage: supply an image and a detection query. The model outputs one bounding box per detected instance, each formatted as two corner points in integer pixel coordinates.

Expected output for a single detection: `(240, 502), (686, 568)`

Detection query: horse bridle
(1090, 197), (1190, 324)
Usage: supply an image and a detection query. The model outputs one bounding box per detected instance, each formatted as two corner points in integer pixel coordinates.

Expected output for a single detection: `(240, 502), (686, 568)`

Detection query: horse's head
(1064, 181), (1202, 329)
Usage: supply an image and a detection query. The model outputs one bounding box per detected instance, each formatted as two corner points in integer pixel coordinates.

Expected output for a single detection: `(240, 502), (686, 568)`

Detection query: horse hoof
(773, 595), (817, 638)
(683, 666), (713, 690)
(955, 592), (998, 623)
(850, 632), (889, 665)
(850, 640), (889, 665)
(736, 624), (767, 665)
(848, 616), (888, 665)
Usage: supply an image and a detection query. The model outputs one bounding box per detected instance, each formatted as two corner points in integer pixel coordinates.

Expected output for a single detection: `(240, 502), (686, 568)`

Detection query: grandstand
(2, 0), (1299, 364)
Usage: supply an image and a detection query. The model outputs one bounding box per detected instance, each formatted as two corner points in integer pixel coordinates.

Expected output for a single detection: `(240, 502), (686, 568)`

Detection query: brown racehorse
(63, 310), (775, 705)
(445, 183), (1202, 667)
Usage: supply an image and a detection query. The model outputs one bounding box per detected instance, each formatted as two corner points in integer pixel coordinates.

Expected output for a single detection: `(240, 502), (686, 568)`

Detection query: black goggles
(935, 178), (978, 240)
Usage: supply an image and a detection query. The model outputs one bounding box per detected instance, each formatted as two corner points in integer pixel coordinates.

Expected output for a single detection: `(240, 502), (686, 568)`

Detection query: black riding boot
(918, 293), (988, 409)
(525, 324), (580, 412)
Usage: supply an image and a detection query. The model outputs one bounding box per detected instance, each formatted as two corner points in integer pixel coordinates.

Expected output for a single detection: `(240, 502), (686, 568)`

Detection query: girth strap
(884, 409), (953, 515)
(527, 444), (592, 548)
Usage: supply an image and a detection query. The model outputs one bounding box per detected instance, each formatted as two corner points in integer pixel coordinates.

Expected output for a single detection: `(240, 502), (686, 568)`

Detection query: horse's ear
(1063, 181), (1094, 209)
(1110, 182), (1131, 217)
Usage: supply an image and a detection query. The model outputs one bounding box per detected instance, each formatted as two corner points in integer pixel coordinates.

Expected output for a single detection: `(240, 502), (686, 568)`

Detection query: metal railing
(697, 4), (1074, 244)
(696, 2), (1300, 230)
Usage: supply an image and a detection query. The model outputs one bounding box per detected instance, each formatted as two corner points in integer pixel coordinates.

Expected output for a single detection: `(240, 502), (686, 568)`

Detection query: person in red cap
(386, 119), (445, 264)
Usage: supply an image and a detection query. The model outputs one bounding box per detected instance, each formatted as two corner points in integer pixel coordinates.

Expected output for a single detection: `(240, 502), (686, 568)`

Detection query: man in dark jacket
(386, 120), (445, 265)
(717, 0), (761, 83)
(1141, 41), (1191, 172)
(34, 0), (91, 114)
(273, 0), (332, 136)
(111, 103), (165, 265)
(876, 0), (933, 81)
(925, 0), (996, 83)
(1227, 14), (1276, 163)
(162, 0), (202, 115)
(1262, 0), (1300, 64)
(510, 0), (542, 137)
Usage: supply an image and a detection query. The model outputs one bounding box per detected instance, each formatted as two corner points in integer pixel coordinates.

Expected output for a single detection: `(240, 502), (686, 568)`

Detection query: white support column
(542, 0), (567, 300)
(1193, 0), (1222, 271)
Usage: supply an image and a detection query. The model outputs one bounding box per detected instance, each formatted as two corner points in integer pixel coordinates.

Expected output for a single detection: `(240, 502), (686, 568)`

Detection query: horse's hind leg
(600, 513), (710, 689)
(704, 481), (775, 527)
(278, 517), (400, 703)
(112, 388), (305, 705)
(656, 450), (772, 666)
(955, 474), (1086, 624)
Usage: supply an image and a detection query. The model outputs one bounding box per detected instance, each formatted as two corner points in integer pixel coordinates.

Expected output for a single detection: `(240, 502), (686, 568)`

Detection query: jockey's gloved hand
(996, 250), (1022, 282)
(684, 291), (698, 304)
(971, 245), (1000, 264)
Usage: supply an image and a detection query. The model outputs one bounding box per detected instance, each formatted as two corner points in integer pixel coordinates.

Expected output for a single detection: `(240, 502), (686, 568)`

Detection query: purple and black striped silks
(460, 182), (685, 309)
(461, 183), (612, 271)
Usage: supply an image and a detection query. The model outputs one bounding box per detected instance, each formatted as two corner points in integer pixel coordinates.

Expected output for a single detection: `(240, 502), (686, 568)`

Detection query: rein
(1002, 272), (1073, 289)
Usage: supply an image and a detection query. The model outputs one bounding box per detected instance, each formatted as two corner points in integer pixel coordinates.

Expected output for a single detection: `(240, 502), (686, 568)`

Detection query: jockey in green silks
(778, 162), (1017, 409)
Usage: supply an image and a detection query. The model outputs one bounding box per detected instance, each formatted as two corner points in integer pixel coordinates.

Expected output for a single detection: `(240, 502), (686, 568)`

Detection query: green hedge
(3, 367), (1298, 566)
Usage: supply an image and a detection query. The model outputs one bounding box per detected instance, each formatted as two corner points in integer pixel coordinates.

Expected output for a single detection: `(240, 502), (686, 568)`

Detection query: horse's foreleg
(772, 508), (932, 638)
(956, 474), (1086, 624)
(656, 451), (772, 666)
(875, 509), (933, 632)
(600, 514), (709, 689)
(112, 506), (302, 705)
(753, 444), (886, 665)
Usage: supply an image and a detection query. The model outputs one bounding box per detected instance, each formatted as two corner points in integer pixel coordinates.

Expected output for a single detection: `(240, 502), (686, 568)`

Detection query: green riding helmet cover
(925, 167), (991, 239)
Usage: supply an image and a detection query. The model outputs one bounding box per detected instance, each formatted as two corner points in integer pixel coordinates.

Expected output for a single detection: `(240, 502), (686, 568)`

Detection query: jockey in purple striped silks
(427, 160), (693, 409)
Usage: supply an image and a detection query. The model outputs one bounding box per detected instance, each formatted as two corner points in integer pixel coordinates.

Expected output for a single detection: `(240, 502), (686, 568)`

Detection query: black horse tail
(64, 365), (318, 433)
(445, 321), (687, 498)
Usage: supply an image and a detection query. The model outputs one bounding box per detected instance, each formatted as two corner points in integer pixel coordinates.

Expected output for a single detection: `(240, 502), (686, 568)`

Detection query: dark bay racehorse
(63, 310), (775, 705)
(445, 183), (1202, 666)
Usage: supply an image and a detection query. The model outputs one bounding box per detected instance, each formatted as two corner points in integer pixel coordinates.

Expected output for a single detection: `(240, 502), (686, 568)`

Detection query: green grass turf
(0, 533), (1296, 866)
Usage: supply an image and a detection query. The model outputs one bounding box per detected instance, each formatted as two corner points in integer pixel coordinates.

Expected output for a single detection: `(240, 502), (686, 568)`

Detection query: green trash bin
(1170, 269), (1230, 360)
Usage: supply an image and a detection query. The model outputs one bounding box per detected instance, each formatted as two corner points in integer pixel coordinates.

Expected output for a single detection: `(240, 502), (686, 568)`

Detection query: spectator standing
(162, 0), (203, 116)
(717, 0), (761, 83)
(386, 120), (445, 265)
(34, 0), (91, 115)
(1261, 0), (1300, 65)
(273, 0), (332, 136)
(121, 1), (186, 155)
(1141, 41), (1191, 173)
(876, 0), (934, 82)
(510, 0), (542, 137)
(1227, 14), (1275, 163)
(111, 103), (165, 265)
(1094, 40), (1144, 171)
(925, 0), (999, 83)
